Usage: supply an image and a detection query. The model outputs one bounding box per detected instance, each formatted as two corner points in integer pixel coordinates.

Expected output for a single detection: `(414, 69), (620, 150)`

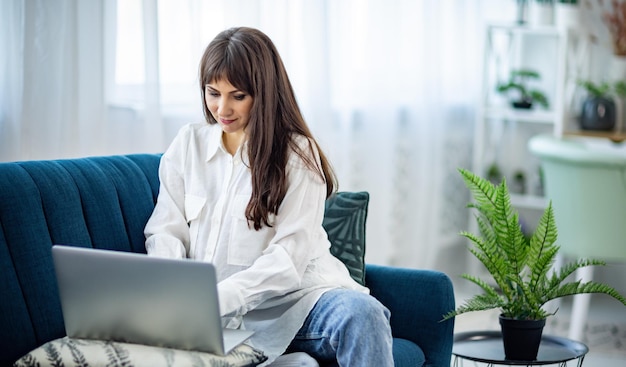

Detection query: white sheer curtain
(1, 1), (106, 160)
(1, 0), (516, 272)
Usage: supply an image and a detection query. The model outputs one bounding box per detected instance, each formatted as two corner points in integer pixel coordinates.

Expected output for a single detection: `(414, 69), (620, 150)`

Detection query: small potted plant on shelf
(486, 162), (503, 185)
(496, 69), (549, 109)
(442, 168), (626, 361)
(578, 80), (619, 131)
(578, 80), (614, 131)
(510, 169), (526, 195)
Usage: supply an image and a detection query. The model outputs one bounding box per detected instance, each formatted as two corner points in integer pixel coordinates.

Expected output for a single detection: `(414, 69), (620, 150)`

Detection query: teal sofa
(0, 154), (455, 366)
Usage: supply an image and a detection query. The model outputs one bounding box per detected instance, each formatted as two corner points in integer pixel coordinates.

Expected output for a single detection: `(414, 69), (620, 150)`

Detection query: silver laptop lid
(51, 245), (251, 355)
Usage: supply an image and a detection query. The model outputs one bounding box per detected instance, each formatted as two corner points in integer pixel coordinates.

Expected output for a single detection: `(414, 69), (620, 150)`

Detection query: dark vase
(512, 100), (532, 109)
(580, 96), (616, 131)
(499, 315), (546, 361)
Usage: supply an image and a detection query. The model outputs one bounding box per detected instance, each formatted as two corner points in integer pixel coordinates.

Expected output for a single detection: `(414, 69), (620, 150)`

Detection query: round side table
(453, 331), (588, 367)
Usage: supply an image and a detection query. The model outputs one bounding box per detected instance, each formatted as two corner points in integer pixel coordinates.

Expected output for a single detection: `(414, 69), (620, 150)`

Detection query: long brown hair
(199, 27), (337, 230)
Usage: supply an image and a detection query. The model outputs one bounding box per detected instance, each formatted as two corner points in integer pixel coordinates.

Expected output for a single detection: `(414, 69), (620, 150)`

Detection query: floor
(451, 285), (626, 366)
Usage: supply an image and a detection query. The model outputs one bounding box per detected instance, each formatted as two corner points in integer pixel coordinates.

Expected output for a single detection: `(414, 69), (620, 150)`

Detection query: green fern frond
(528, 202), (559, 290)
(442, 292), (506, 320)
(530, 202), (558, 253)
(529, 245), (559, 294)
(549, 259), (607, 289)
(462, 234), (512, 296)
(507, 281), (551, 320)
(474, 215), (509, 271)
(461, 229), (497, 265)
(460, 274), (501, 298)
(551, 281), (626, 306)
(465, 247), (509, 293)
(517, 281), (545, 318)
(502, 302), (550, 320)
(492, 180), (528, 280)
(458, 168), (498, 211)
(475, 214), (497, 246)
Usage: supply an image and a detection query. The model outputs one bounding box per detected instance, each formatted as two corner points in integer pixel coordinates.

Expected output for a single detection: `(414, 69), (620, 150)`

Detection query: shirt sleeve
(218, 139), (331, 317)
(144, 127), (190, 259)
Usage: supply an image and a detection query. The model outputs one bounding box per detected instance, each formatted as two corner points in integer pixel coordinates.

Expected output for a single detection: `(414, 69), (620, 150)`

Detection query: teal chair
(529, 134), (626, 341)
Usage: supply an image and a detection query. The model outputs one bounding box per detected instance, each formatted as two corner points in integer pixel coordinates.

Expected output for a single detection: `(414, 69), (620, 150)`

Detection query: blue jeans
(286, 289), (394, 367)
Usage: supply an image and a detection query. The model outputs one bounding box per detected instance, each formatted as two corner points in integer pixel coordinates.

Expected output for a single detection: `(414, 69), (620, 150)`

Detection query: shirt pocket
(228, 194), (273, 267)
(184, 194), (206, 258)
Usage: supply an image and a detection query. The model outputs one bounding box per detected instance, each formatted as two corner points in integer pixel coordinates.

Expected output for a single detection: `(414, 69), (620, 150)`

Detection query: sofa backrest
(0, 154), (162, 366)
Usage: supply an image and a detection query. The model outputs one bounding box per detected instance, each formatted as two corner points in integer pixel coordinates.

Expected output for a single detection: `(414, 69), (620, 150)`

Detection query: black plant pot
(580, 96), (616, 131)
(512, 100), (533, 109)
(499, 315), (546, 361)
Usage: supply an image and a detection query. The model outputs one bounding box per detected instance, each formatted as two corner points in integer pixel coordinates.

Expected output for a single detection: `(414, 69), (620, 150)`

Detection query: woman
(144, 27), (393, 366)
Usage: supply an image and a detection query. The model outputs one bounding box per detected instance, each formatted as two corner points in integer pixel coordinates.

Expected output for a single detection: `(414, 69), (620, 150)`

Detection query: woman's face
(205, 79), (253, 138)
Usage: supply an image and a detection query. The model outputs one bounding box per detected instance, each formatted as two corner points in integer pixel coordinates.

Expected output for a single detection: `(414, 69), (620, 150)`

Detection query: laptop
(51, 245), (254, 355)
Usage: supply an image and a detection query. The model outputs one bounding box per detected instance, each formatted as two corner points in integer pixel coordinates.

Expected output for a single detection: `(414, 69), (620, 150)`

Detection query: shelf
(487, 23), (561, 37)
(563, 130), (626, 143)
(510, 193), (547, 211)
(484, 107), (556, 124)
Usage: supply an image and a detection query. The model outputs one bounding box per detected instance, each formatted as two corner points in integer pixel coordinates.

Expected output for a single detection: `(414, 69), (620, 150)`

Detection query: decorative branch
(601, 0), (626, 55)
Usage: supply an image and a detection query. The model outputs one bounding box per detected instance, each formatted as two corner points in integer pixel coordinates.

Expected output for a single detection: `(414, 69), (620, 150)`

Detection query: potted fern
(443, 168), (626, 361)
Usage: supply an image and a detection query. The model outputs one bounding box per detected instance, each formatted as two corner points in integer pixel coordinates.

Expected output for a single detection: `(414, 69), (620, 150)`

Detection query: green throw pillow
(322, 191), (369, 286)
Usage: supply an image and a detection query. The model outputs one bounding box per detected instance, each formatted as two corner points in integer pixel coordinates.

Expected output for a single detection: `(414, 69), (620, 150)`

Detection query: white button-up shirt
(144, 123), (368, 363)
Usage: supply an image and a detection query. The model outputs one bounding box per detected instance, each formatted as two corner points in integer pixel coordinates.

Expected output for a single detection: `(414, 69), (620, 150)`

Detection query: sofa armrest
(365, 264), (455, 367)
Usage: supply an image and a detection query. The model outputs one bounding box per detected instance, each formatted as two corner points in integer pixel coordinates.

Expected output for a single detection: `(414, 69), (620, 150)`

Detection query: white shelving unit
(473, 23), (564, 212)
(474, 23), (626, 216)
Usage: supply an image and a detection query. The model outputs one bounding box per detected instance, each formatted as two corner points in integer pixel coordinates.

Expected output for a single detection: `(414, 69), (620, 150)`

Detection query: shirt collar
(205, 124), (223, 162)
(205, 124), (249, 164)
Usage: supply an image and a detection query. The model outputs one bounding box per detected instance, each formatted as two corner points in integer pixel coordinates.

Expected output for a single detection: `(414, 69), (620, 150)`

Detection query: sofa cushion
(392, 338), (425, 367)
(12, 337), (267, 367)
(322, 191), (369, 285)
